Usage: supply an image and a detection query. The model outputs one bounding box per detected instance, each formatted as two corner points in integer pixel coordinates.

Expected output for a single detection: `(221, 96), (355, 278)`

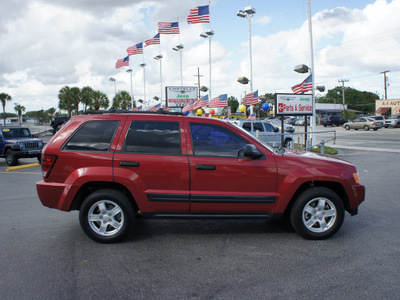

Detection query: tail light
(372, 122), (376, 125)
(41, 154), (57, 178)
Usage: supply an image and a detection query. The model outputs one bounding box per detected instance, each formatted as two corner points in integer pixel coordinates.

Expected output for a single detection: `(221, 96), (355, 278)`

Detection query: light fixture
(200, 33), (208, 38)
(200, 86), (209, 92)
(316, 86), (325, 92)
(236, 10), (246, 18)
(237, 76), (249, 85)
(294, 64), (310, 74)
(176, 44), (184, 50)
(139, 63), (146, 67)
(205, 29), (214, 36)
(244, 6), (256, 14)
(109, 77), (116, 82)
(154, 54), (163, 60)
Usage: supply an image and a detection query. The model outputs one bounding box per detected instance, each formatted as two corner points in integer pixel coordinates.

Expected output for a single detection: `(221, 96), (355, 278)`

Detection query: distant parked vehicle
(343, 117), (383, 131)
(50, 117), (70, 133)
(295, 117), (310, 126)
(321, 116), (347, 127)
(384, 114), (400, 128)
(266, 119), (295, 133)
(367, 116), (385, 127)
(287, 117), (298, 125)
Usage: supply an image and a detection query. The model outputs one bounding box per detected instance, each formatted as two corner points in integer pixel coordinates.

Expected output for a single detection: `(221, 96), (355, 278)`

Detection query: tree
(227, 96), (239, 114)
(80, 86), (94, 111)
(14, 104), (26, 126)
(70, 87), (81, 115)
(112, 91), (132, 110)
(90, 91), (109, 111)
(0, 92), (12, 125)
(58, 86), (74, 117)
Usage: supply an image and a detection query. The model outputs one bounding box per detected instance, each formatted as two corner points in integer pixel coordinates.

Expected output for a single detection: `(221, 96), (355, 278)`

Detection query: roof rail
(82, 108), (185, 116)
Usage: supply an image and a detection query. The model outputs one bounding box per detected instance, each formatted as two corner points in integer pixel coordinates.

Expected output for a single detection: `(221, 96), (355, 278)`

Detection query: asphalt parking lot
(1, 128), (399, 299)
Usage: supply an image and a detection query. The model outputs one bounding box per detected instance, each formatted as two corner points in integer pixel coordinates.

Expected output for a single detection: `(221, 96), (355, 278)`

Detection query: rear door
(113, 115), (190, 213)
(186, 119), (278, 214)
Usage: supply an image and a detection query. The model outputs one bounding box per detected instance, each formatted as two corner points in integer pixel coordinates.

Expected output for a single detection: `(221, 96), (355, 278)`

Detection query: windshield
(2, 128), (31, 139)
(227, 122), (275, 152)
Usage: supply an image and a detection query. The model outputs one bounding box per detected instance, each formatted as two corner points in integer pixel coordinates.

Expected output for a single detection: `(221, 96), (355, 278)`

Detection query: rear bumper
(36, 180), (75, 211)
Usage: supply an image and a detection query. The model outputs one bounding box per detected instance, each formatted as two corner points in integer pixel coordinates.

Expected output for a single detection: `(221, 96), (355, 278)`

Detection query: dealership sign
(275, 93), (313, 115)
(165, 86), (198, 108)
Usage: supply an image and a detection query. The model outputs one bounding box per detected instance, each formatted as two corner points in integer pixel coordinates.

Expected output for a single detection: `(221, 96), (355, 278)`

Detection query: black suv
(0, 127), (44, 166)
(321, 115), (347, 127)
(50, 117), (70, 133)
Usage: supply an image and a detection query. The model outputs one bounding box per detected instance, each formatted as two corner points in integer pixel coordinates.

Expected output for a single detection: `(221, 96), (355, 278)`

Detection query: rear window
(63, 121), (119, 152)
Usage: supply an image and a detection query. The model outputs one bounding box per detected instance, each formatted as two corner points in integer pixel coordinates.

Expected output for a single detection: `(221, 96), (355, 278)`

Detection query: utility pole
(380, 70), (390, 99)
(338, 79), (349, 112)
(194, 67), (203, 99)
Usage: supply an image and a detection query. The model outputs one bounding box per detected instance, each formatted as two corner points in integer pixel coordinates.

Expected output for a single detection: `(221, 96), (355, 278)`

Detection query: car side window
(242, 122), (252, 132)
(190, 123), (248, 157)
(264, 123), (276, 132)
(63, 121), (119, 151)
(254, 122), (264, 132)
(123, 121), (181, 155)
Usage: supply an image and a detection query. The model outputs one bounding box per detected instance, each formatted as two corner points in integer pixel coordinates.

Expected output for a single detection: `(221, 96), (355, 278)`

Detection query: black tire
(37, 156), (41, 164)
(290, 187), (345, 240)
(345, 125), (350, 130)
(5, 149), (18, 166)
(396, 123), (400, 128)
(284, 138), (292, 148)
(373, 128), (378, 131)
(79, 189), (136, 243)
(364, 125), (369, 131)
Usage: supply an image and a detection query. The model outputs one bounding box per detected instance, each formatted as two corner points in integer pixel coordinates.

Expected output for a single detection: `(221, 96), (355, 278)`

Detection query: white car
(384, 115), (400, 128)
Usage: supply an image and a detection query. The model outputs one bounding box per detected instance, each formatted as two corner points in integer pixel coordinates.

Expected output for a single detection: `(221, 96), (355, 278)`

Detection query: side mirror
(243, 144), (264, 159)
(274, 127), (279, 133)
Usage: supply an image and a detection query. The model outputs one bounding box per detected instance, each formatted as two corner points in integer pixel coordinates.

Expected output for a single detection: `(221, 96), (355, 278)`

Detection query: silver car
(231, 120), (293, 147)
(343, 117), (383, 131)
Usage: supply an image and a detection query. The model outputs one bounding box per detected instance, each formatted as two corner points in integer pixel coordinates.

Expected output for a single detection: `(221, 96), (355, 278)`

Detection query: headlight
(18, 142), (25, 150)
(39, 141), (44, 148)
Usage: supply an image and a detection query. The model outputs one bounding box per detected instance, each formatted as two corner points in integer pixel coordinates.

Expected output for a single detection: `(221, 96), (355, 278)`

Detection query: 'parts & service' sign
(275, 93), (313, 115)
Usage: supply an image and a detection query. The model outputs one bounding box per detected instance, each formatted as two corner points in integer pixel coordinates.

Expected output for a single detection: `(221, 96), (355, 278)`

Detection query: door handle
(120, 161), (140, 167)
(195, 164), (216, 170)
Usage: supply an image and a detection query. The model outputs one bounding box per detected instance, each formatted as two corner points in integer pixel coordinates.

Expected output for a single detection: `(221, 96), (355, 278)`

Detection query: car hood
(6, 138), (42, 142)
(281, 149), (354, 167)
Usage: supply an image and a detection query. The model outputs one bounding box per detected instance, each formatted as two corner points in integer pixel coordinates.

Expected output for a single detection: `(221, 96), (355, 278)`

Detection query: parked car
(287, 117), (298, 125)
(367, 116), (385, 127)
(384, 114), (400, 128)
(36, 110), (365, 243)
(266, 119), (295, 133)
(343, 117), (383, 131)
(232, 120), (293, 147)
(50, 117), (70, 133)
(0, 126), (44, 166)
(295, 117), (310, 126)
(321, 116), (347, 127)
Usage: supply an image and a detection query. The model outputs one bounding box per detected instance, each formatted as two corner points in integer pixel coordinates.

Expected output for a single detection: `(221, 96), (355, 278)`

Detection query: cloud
(254, 15), (272, 25)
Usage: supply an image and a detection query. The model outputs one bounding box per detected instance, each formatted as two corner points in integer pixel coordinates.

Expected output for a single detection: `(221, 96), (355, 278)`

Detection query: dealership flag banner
(116, 56), (129, 69)
(127, 42), (143, 56)
(247, 113), (256, 120)
(192, 95), (209, 110)
(158, 22), (180, 34)
(148, 103), (161, 111)
(187, 5), (210, 24)
(209, 94), (228, 108)
(145, 33), (160, 46)
(291, 74), (313, 94)
(243, 90), (259, 105)
(182, 99), (194, 113)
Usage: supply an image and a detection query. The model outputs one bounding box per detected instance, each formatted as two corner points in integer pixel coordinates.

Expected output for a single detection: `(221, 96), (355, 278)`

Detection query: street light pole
(307, 0), (317, 146)
(126, 69), (134, 109)
(139, 63), (146, 105)
(154, 55), (163, 105)
(109, 77), (116, 98)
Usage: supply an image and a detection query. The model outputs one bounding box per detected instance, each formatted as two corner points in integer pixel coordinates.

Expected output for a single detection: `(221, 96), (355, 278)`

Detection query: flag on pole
(132, 105), (143, 111)
(192, 95), (209, 110)
(116, 56), (129, 69)
(149, 103), (161, 111)
(187, 5), (210, 24)
(243, 90), (259, 105)
(247, 113), (256, 120)
(127, 42), (143, 56)
(158, 22), (180, 34)
(209, 94), (228, 108)
(145, 33), (160, 47)
(182, 100), (194, 113)
(291, 74), (313, 94)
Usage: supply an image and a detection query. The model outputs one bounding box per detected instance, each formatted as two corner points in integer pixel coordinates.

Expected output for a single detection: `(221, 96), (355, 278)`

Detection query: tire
(345, 125), (350, 130)
(373, 128), (378, 131)
(364, 125), (369, 131)
(37, 156), (41, 164)
(79, 189), (135, 243)
(396, 122), (400, 128)
(5, 149), (18, 166)
(284, 138), (292, 148)
(290, 187), (344, 240)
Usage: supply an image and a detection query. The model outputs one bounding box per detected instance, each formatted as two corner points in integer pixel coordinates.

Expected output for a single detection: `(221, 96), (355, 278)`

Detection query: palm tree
(80, 86), (94, 111)
(0, 92), (12, 125)
(112, 91), (132, 110)
(14, 104), (26, 126)
(91, 91), (109, 111)
(70, 87), (81, 115)
(58, 86), (74, 117)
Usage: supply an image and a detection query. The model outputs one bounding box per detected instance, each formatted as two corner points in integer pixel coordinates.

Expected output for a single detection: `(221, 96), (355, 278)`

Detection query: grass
(293, 144), (339, 155)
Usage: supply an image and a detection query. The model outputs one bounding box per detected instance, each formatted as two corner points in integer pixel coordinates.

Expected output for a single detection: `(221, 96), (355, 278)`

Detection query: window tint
(264, 123), (276, 132)
(190, 123), (247, 157)
(124, 121), (181, 155)
(242, 122), (252, 132)
(64, 121), (118, 151)
(254, 122), (264, 132)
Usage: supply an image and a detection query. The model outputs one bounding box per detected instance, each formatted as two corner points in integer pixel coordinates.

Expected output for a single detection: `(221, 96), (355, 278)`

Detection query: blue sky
(0, 0), (399, 112)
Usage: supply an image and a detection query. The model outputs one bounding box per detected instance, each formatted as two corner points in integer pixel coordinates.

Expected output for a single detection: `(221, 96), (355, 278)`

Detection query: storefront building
(375, 99), (400, 117)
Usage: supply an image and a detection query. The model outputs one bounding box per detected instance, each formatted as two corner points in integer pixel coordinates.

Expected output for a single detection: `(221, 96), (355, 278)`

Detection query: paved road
(1, 133), (399, 299)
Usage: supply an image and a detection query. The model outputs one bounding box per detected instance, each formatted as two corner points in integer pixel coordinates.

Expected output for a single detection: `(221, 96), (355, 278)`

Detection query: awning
(376, 107), (391, 114)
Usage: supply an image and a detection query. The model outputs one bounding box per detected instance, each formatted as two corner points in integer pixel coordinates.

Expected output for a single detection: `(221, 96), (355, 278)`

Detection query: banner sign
(165, 86), (198, 108)
(275, 93), (313, 115)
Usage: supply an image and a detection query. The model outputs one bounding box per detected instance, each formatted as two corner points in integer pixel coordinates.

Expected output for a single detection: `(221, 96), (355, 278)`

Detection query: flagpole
(308, 0), (316, 146)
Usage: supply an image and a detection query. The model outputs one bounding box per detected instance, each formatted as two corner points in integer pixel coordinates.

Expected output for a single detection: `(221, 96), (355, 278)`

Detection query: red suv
(36, 110), (365, 243)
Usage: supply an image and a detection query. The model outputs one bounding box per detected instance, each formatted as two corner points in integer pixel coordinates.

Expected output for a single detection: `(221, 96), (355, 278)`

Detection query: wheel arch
(284, 181), (350, 215)
(70, 181), (139, 212)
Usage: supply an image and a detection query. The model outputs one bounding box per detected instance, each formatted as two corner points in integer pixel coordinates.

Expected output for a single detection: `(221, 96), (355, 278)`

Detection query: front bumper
(12, 149), (42, 159)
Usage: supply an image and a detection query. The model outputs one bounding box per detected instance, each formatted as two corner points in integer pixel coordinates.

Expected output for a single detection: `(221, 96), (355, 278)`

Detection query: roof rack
(82, 108), (185, 116)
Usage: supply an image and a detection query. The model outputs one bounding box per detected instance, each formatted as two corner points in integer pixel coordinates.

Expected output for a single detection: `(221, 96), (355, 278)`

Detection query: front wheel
(345, 125), (350, 130)
(5, 149), (18, 166)
(290, 187), (344, 240)
(79, 189), (136, 243)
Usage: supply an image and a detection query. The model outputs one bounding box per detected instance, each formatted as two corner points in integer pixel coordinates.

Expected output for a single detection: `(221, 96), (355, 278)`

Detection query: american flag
(182, 99), (194, 113)
(158, 22), (179, 34)
(291, 74), (313, 94)
(162, 105), (171, 111)
(148, 103), (161, 111)
(131, 105), (143, 111)
(247, 113), (256, 121)
(243, 90), (259, 105)
(187, 5), (210, 24)
(115, 56), (129, 69)
(127, 42), (143, 56)
(192, 95), (209, 110)
(209, 94), (228, 108)
(145, 33), (160, 47)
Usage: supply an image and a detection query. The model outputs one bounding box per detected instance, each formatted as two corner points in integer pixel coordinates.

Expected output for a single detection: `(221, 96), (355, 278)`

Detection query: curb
(6, 163), (40, 172)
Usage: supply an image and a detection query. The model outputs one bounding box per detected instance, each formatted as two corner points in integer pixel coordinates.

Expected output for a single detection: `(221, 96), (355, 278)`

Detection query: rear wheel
(290, 187), (344, 240)
(79, 189), (135, 243)
(5, 149), (18, 166)
(364, 125), (369, 131)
